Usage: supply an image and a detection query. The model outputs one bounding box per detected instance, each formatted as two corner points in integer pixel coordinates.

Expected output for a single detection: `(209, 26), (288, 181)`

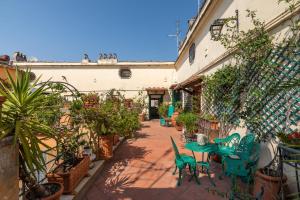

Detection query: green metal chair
(214, 132), (241, 157)
(214, 133), (240, 177)
(170, 136), (200, 186)
(223, 133), (260, 199)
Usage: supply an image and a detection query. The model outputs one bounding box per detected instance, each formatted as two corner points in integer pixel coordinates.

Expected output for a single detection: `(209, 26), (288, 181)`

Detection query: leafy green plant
(203, 64), (240, 124)
(176, 112), (198, 135)
(200, 113), (217, 121)
(81, 99), (119, 136)
(82, 93), (100, 104)
(0, 69), (57, 197)
(158, 104), (168, 118)
(133, 90), (147, 114)
(55, 131), (86, 172)
(175, 101), (183, 113)
(36, 83), (65, 127)
(116, 107), (140, 138)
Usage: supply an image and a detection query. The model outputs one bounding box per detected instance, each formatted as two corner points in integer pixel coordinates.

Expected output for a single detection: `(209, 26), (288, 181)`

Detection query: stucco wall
(175, 0), (289, 83)
(16, 63), (175, 99)
(175, 0), (299, 194)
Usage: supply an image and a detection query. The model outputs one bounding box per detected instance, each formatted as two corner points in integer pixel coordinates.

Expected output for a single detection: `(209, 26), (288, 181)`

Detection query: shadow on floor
(88, 170), (231, 200)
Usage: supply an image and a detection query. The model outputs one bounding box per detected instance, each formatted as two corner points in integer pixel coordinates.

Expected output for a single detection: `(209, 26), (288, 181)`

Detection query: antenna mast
(168, 20), (181, 53)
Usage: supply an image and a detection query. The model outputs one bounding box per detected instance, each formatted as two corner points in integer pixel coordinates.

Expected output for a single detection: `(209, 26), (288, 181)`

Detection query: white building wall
(175, 0), (289, 82)
(174, 0), (299, 193)
(16, 62), (175, 99)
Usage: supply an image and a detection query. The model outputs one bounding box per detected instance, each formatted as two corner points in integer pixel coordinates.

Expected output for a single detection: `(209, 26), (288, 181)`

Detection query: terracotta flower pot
(210, 120), (219, 130)
(113, 135), (120, 145)
(138, 113), (145, 122)
(253, 169), (287, 200)
(174, 123), (183, 131)
(208, 130), (219, 143)
(211, 154), (222, 163)
(0, 96), (6, 105)
(171, 112), (179, 127)
(47, 156), (90, 194)
(41, 182), (64, 200)
(26, 182), (64, 200)
(97, 135), (114, 160)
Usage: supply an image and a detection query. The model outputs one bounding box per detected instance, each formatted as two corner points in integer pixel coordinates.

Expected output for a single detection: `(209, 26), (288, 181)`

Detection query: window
(189, 43), (195, 64)
(119, 68), (132, 79)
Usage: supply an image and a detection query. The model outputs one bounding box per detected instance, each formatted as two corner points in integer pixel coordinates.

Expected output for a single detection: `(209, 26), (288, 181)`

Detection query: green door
(149, 94), (163, 119)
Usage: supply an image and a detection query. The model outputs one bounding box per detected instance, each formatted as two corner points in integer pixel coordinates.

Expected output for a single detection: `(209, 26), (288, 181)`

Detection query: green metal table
(185, 142), (217, 186)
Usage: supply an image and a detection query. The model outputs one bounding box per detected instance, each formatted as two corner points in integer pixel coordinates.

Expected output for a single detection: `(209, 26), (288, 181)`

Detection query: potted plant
(47, 132), (90, 194)
(82, 93), (99, 108)
(158, 103), (168, 126)
(172, 101), (183, 130)
(82, 99), (118, 160)
(277, 129), (300, 157)
(116, 106), (140, 139)
(200, 113), (219, 130)
(133, 90), (147, 122)
(176, 112), (198, 140)
(0, 69), (64, 199)
(252, 129), (298, 199)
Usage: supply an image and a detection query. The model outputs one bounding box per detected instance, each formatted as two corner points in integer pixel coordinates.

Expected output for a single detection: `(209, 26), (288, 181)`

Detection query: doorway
(148, 94), (163, 119)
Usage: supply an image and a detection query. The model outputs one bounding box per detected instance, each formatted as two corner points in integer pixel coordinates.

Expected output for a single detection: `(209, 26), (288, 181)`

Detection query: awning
(145, 87), (167, 95)
(169, 84), (178, 90)
(174, 74), (204, 94)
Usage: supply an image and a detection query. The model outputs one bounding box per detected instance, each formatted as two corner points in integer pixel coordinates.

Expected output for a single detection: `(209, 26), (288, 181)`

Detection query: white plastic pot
(196, 133), (208, 145)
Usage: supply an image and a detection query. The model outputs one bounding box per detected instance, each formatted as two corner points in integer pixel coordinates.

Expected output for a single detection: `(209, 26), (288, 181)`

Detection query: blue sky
(0, 0), (200, 62)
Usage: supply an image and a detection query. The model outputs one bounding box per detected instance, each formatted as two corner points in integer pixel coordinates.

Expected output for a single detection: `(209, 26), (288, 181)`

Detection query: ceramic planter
(97, 135), (114, 160)
(253, 169), (287, 200)
(47, 156), (90, 194)
(26, 182), (64, 200)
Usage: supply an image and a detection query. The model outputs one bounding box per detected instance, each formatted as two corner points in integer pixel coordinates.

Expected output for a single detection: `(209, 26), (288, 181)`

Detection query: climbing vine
(203, 3), (300, 141)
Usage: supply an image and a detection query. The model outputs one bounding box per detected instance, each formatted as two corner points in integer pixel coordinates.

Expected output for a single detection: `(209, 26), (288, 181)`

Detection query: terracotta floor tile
(85, 120), (233, 200)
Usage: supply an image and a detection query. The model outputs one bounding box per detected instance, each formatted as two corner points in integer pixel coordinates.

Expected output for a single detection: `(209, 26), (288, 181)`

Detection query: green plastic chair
(223, 134), (260, 199)
(168, 104), (174, 118)
(170, 137), (199, 186)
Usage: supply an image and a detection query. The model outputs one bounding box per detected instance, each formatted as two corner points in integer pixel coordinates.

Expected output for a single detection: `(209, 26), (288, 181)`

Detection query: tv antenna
(197, 0), (201, 13)
(168, 20), (181, 53)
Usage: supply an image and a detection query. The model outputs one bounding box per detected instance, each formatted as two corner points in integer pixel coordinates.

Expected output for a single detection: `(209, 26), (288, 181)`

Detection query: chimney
(97, 53), (118, 64)
(81, 53), (90, 64)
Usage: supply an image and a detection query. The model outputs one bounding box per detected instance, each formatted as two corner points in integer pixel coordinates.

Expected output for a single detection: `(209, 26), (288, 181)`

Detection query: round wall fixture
(189, 43), (196, 64)
(119, 68), (132, 79)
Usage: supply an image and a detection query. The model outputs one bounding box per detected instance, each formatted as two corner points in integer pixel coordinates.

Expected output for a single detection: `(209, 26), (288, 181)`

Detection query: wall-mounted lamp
(210, 10), (239, 41)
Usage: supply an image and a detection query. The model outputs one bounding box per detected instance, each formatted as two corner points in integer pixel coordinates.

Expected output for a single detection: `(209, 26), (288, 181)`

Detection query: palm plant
(0, 68), (56, 197)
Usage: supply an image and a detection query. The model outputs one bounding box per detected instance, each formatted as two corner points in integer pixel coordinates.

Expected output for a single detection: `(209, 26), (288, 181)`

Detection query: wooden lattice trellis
(201, 38), (300, 138)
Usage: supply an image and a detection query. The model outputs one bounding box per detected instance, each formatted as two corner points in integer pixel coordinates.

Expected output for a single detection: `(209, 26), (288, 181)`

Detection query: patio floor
(85, 120), (233, 200)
